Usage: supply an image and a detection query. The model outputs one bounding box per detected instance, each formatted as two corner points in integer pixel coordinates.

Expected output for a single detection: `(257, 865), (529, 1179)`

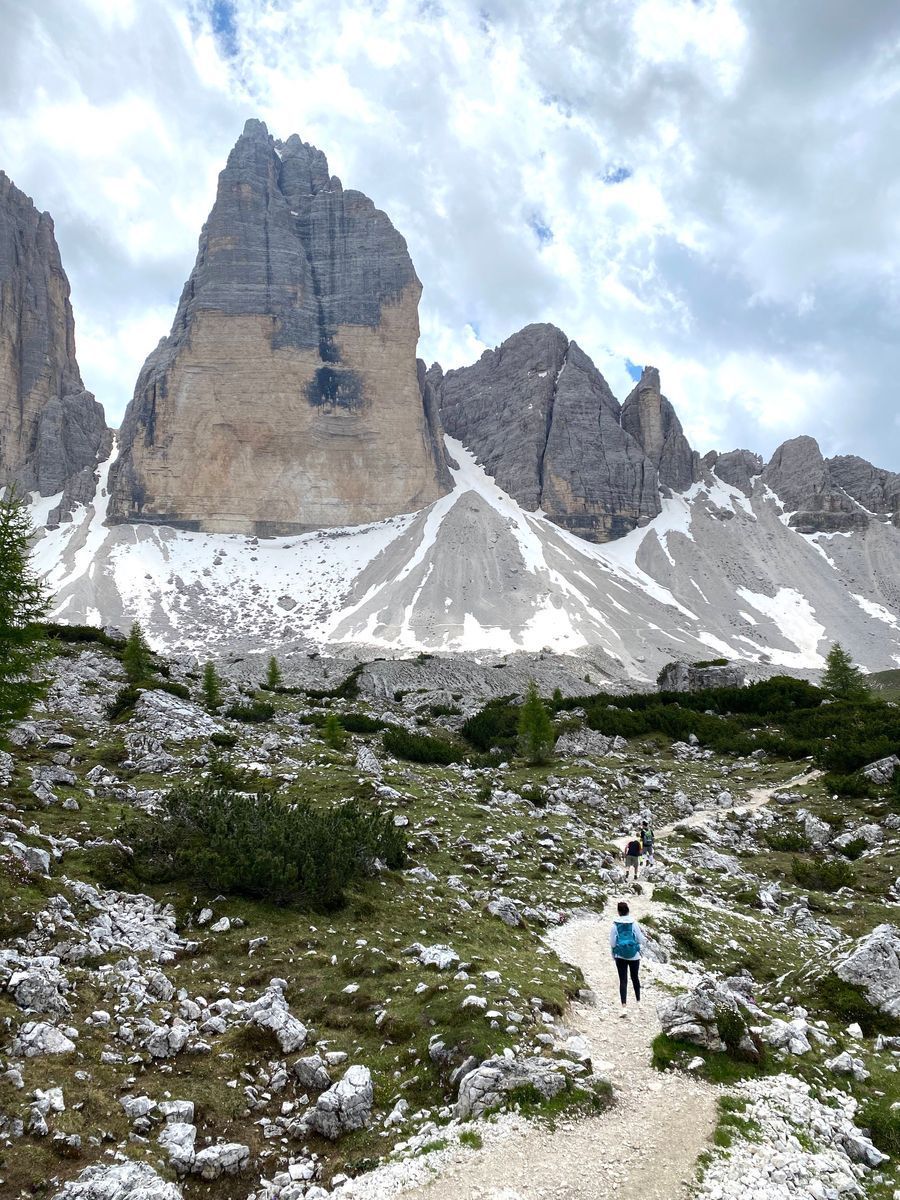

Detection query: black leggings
(615, 957), (641, 1004)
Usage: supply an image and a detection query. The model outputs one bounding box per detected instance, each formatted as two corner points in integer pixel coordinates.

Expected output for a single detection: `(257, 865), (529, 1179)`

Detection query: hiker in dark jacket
(623, 833), (642, 880)
(610, 900), (647, 1016)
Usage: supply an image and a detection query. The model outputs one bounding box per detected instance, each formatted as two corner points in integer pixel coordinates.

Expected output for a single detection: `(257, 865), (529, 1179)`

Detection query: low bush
(764, 826), (811, 852)
(651, 885), (688, 907)
(152, 680), (191, 701)
(43, 622), (124, 648)
(838, 837), (867, 861)
(210, 731), (238, 749)
(860, 1095), (900, 1158)
(226, 699), (275, 723)
(126, 780), (406, 909)
(106, 686), (141, 722)
(305, 665), (364, 702)
(382, 726), (460, 765)
(814, 972), (897, 1035)
(821, 772), (874, 799)
(460, 696), (519, 752)
(791, 855), (855, 892)
(341, 713), (386, 734)
(670, 922), (713, 961)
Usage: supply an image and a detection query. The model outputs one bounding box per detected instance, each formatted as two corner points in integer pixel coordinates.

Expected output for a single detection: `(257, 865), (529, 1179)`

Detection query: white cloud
(0, 0), (899, 471)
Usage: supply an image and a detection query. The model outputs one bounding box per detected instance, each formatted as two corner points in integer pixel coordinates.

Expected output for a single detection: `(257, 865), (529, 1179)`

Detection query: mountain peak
(107, 123), (447, 535)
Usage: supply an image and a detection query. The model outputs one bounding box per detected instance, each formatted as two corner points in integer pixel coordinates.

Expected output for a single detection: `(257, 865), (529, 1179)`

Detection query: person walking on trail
(610, 900), (646, 1017)
(640, 822), (655, 866)
(623, 832), (642, 880)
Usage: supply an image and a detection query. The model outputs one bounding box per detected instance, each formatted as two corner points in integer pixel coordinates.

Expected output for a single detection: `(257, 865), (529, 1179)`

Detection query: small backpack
(613, 921), (640, 958)
(626, 839), (642, 857)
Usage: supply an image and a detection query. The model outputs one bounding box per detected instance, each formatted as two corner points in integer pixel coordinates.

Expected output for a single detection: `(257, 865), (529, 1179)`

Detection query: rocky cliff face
(108, 120), (449, 534)
(435, 323), (662, 542)
(704, 449), (763, 495)
(827, 455), (900, 526)
(620, 367), (699, 492)
(762, 436), (870, 533)
(0, 171), (106, 501)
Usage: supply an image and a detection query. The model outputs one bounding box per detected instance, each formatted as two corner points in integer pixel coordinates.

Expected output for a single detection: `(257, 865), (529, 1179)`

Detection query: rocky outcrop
(436, 323), (662, 542)
(762, 436), (868, 533)
(620, 367), (699, 492)
(704, 448), (763, 494)
(0, 171), (106, 501)
(827, 454), (900, 525)
(108, 119), (449, 534)
(834, 923), (900, 1018)
(658, 661), (746, 693)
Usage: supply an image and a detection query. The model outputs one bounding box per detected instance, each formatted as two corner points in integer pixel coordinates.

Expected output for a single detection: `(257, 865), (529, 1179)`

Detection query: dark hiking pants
(615, 956), (640, 1004)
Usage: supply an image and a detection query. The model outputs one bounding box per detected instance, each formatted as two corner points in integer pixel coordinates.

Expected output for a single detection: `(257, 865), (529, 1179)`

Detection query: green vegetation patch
(125, 780), (407, 909)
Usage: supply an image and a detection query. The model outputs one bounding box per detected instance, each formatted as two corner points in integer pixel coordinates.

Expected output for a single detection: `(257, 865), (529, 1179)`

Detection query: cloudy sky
(3, 0), (900, 467)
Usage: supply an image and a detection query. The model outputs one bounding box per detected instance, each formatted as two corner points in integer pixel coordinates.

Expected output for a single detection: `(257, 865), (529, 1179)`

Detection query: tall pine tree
(517, 679), (555, 765)
(0, 488), (50, 727)
(821, 643), (870, 702)
(266, 655), (283, 689)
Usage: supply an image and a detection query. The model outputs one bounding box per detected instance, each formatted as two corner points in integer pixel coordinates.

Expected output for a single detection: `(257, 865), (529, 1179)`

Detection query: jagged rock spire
(620, 366), (698, 493)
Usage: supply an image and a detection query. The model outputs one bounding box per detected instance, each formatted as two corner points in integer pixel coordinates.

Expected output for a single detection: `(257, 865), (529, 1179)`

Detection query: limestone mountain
(434, 323), (663, 542)
(759, 435), (900, 534)
(620, 366), (699, 492)
(108, 119), (449, 535)
(0, 171), (106, 507)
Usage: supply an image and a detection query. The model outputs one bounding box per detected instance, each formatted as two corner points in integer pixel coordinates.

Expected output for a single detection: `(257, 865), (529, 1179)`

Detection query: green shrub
(126, 780), (406, 909)
(715, 1006), (747, 1054)
(226, 699), (275, 723)
(860, 1095), (900, 1157)
(764, 826), (811, 852)
(670, 923), (713, 960)
(153, 680), (191, 701)
(694, 658), (729, 668)
(821, 772), (874, 798)
(791, 856), (855, 892)
(460, 696), (519, 751)
(341, 713), (386, 734)
(652, 885), (687, 907)
(106, 686), (141, 722)
(43, 622), (124, 648)
(382, 726), (460, 765)
(814, 972), (898, 1035)
(838, 837), (867, 861)
(210, 731), (237, 749)
(305, 665), (364, 701)
(520, 783), (546, 807)
(428, 703), (461, 718)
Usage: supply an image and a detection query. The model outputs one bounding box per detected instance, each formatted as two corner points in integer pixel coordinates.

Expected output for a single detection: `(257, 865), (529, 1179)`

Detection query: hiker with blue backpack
(610, 900), (647, 1017)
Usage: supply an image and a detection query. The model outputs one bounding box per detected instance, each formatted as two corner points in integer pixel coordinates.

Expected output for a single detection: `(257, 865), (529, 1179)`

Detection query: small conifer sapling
(0, 488), (50, 727)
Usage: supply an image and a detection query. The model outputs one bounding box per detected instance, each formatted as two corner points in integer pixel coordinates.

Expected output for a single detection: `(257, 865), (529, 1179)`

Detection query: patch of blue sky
(528, 214), (553, 246)
(603, 165), (632, 185)
(625, 359), (643, 382)
(209, 0), (239, 58)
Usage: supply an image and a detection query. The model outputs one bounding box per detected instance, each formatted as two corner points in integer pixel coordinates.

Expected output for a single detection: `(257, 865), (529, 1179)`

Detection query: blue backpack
(613, 921), (640, 958)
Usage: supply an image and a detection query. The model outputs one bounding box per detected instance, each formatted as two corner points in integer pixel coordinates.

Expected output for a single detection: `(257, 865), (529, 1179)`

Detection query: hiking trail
(344, 771), (816, 1200)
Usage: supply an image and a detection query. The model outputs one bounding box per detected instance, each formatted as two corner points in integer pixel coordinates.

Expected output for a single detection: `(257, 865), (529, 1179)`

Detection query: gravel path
(392, 900), (716, 1200)
(348, 772), (815, 1200)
